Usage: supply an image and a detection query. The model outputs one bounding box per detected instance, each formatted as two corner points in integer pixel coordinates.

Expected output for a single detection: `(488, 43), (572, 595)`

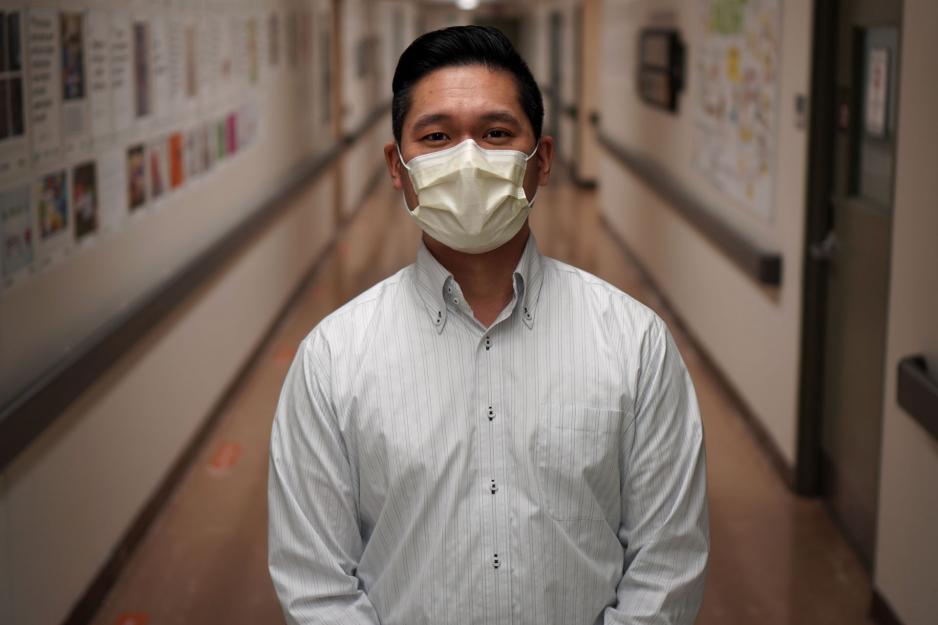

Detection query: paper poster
(149, 16), (170, 118)
(109, 14), (132, 133)
(0, 10), (29, 180)
(865, 48), (889, 138)
(165, 15), (182, 109)
(246, 18), (258, 84)
(184, 23), (197, 98)
(27, 8), (62, 164)
(692, 0), (780, 219)
(1, 184), (32, 282)
(36, 170), (68, 247)
(60, 11), (88, 138)
(168, 131), (184, 189)
(86, 11), (113, 138)
(225, 111), (237, 154)
(72, 160), (97, 240)
(200, 14), (219, 101)
(215, 117), (227, 160)
(148, 137), (168, 200)
(184, 126), (202, 178)
(126, 144), (146, 211)
(268, 12), (279, 66)
(132, 21), (150, 118)
(97, 146), (125, 231)
(237, 101), (259, 149)
(200, 123), (213, 172)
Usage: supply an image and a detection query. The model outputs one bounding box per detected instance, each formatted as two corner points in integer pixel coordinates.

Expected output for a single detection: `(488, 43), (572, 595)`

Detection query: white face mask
(397, 138), (539, 254)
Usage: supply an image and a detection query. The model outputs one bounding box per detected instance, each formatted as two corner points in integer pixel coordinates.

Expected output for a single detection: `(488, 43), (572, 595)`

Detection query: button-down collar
(414, 234), (545, 333)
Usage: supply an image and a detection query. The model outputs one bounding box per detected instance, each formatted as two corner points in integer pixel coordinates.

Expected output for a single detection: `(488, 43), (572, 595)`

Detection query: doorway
(798, 0), (903, 568)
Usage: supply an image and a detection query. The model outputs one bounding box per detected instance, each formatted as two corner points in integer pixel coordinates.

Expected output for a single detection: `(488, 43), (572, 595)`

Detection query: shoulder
(298, 265), (415, 359)
(541, 256), (664, 338)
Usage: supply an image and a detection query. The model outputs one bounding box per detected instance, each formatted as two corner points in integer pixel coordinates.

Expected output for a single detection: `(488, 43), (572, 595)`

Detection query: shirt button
(489, 479), (498, 494)
(484, 336), (491, 350)
(487, 406), (495, 421)
(493, 553), (500, 569)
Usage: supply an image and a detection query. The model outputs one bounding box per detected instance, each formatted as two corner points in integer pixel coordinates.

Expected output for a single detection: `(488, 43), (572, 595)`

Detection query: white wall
(872, 0), (938, 622)
(592, 0), (813, 464)
(0, 1), (411, 623)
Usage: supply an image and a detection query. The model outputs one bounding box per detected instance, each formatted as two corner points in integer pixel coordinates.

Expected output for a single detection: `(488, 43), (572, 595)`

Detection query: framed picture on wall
(637, 29), (685, 112)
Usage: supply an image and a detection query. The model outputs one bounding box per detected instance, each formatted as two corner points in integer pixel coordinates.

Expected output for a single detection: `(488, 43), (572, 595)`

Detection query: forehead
(405, 64), (528, 128)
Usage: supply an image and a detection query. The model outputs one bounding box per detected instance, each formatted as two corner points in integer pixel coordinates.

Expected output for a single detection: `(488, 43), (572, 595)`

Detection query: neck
(424, 223), (530, 328)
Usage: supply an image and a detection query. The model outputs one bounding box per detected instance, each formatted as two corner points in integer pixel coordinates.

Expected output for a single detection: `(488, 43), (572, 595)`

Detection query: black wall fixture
(637, 29), (685, 112)
(897, 355), (938, 442)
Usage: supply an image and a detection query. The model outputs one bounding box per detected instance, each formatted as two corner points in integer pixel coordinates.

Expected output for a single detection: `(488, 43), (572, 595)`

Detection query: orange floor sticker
(208, 442), (242, 475)
(113, 613), (148, 625)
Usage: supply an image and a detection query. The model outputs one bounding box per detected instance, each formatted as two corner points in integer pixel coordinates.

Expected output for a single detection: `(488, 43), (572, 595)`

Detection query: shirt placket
(480, 322), (515, 623)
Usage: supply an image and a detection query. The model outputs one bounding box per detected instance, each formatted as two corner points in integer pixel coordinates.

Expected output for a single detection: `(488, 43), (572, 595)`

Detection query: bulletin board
(691, 0), (781, 219)
(0, 0), (336, 434)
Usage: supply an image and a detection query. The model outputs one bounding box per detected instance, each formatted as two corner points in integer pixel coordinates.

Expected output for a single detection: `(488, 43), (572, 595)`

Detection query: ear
(534, 135), (554, 185)
(384, 142), (404, 190)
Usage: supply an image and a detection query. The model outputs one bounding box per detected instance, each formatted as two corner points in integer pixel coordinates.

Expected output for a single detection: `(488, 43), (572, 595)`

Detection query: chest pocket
(534, 405), (625, 523)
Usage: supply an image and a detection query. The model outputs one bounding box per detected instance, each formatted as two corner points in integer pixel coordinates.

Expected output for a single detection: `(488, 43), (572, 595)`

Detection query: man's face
(384, 64), (553, 212)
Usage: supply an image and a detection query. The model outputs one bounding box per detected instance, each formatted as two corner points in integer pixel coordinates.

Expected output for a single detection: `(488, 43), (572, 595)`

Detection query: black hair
(391, 25), (544, 145)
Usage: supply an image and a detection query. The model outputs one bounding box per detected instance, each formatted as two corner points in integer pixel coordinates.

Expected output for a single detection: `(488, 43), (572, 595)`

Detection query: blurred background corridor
(1, 1), (936, 624)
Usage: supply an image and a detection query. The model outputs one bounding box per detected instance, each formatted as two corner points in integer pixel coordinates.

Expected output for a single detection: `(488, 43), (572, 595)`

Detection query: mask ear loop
(523, 140), (541, 205)
(396, 144), (412, 171)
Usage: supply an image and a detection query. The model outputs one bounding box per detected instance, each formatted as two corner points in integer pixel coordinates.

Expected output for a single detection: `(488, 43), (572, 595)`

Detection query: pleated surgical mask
(397, 138), (539, 254)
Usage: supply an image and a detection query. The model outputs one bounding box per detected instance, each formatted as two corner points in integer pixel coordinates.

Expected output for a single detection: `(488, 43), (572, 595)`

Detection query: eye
(484, 128), (513, 140)
(422, 132), (449, 143)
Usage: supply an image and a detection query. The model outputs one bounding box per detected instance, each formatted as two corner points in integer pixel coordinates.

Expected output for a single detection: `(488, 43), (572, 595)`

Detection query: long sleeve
(605, 316), (710, 624)
(267, 331), (382, 625)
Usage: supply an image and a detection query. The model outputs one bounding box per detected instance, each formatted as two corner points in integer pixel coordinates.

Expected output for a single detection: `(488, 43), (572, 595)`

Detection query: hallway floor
(88, 173), (874, 625)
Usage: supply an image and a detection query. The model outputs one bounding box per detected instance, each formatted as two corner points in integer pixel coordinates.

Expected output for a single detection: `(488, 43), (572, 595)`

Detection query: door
(807, 0), (902, 567)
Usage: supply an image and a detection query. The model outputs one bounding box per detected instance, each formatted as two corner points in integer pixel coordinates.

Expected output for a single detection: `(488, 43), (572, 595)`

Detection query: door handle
(810, 230), (839, 261)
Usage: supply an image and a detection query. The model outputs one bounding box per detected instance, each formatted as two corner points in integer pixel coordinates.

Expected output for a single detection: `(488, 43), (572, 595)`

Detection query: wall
(0, 1), (411, 623)
(592, 0), (813, 465)
(872, 0), (938, 622)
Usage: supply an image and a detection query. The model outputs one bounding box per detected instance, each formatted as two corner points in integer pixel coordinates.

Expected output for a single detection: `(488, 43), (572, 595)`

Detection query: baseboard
(870, 589), (905, 625)
(599, 212), (796, 490)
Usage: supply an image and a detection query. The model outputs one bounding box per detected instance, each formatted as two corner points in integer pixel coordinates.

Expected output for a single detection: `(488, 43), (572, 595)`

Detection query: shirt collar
(414, 234), (545, 333)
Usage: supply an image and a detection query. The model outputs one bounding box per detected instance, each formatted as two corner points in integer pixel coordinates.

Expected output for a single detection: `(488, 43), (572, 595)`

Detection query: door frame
(797, 0), (904, 511)
(796, 0), (840, 497)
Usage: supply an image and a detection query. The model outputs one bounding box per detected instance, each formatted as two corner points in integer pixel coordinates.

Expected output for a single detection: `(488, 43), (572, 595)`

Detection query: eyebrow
(410, 110), (524, 134)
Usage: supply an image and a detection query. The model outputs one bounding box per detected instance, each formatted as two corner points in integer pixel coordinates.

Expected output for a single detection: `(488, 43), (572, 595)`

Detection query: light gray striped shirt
(268, 234), (708, 625)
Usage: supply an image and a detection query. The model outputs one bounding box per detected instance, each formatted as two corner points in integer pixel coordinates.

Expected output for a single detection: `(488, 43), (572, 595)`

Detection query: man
(268, 26), (708, 625)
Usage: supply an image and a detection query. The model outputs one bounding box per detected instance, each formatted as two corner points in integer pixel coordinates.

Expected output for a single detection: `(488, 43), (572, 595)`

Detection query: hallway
(86, 175), (873, 625)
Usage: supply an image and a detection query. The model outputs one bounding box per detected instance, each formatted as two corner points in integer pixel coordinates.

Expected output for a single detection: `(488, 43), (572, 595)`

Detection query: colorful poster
(60, 12), (84, 100)
(109, 15), (133, 133)
(86, 11), (113, 138)
(72, 161), (97, 240)
(1, 184), (32, 280)
(126, 143), (146, 210)
(60, 12), (89, 141)
(168, 131), (184, 189)
(132, 21), (150, 118)
(27, 8), (62, 163)
(148, 137), (168, 199)
(692, 0), (780, 219)
(37, 170), (68, 240)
